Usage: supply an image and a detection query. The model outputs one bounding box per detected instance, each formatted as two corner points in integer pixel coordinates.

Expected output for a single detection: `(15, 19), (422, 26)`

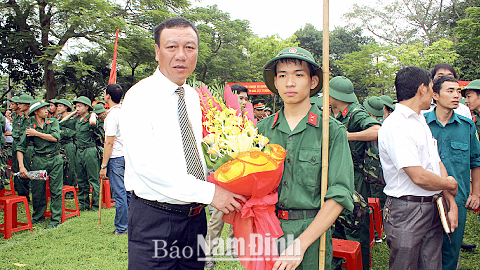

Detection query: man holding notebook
(378, 66), (459, 270)
(424, 75), (480, 269)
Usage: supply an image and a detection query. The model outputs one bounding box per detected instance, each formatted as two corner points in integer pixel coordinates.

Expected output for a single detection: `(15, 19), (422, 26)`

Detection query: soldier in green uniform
(47, 99), (58, 118)
(54, 99), (77, 189)
(11, 94), (35, 199)
(329, 77), (381, 270)
(363, 96), (387, 208)
(61, 96), (100, 211)
(258, 47), (354, 270)
(17, 100), (63, 228)
(463, 79), (480, 136)
(379, 95), (395, 118)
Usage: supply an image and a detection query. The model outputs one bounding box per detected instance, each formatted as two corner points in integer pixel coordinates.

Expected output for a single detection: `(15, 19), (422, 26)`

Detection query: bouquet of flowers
(196, 85), (286, 270)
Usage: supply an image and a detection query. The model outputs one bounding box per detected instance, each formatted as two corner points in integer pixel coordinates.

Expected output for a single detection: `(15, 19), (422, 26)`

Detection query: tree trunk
(44, 61), (56, 100)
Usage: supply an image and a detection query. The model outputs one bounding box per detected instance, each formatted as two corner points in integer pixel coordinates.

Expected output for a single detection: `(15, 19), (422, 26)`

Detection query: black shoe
(461, 241), (476, 250)
(32, 219), (45, 225)
(112, 230), (127, 236)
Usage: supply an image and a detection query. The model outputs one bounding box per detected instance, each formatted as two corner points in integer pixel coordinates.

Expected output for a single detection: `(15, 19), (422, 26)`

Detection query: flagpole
(319, 0), (330, 269)
(108, 29), (119, 84)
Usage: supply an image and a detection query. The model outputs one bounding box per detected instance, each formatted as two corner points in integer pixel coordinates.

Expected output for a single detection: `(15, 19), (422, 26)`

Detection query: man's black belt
(35, 150), (60, 158)
(77, 143), (96, 150)
(134, 193), (204, 217)
(60, 140), (73, 145)
(276, 209), (319, 220)
(397, 195), (435, 203)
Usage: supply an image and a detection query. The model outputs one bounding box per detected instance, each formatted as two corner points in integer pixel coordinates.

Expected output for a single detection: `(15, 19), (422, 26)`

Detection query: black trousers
(128, 194), (207, 270)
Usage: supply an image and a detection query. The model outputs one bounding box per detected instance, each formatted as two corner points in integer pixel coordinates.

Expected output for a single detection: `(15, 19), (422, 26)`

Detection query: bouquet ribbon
(208, 161), (285, 270)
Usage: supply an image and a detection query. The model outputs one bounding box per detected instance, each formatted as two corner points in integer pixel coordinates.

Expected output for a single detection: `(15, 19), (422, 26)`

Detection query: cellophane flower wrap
(195, 84), (286, 270)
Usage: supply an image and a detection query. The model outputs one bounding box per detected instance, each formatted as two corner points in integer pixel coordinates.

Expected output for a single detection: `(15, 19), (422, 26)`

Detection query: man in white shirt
(120, 17), (245, 270)
(379, 66), (459, 270)
(99, 83), (130, 236)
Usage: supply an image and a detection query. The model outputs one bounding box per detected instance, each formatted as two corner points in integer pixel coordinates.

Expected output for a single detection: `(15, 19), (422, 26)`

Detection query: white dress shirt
(120, 68), (215, 205)
(379, 103), (442, 197)
(104, 104), (124, 158)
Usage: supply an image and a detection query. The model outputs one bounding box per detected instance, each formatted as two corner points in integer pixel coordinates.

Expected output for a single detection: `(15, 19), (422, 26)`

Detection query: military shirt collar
(332, 102), (356, 120)
(425, 108), (461, 126)
(271, 103), (321, 134)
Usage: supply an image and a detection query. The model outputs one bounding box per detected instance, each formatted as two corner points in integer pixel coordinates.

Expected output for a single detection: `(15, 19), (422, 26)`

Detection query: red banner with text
(226, 82), (274, 95)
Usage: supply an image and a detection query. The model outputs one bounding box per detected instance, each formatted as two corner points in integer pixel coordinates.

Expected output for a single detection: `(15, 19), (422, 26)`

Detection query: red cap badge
(289, 48), (297, 53)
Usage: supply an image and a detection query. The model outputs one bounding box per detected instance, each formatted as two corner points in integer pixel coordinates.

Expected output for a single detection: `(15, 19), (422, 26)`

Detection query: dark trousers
(128, 194), (207, 270)
(384, 196), (443, 270)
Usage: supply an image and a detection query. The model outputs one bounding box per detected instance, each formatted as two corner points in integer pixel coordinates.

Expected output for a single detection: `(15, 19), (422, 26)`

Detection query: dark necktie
(175, 87), (205, 181)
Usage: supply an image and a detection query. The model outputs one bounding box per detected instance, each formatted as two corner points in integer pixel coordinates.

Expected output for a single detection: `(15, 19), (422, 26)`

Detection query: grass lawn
(1, 200), (479, 269)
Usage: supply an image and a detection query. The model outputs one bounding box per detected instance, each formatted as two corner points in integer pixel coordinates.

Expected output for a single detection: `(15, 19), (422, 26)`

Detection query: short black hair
(274, 58), (316, 79)
(106, 84), (124, 104)
(154, 17), (200, 46)
(395, 66), (432, 102)
(430, 63), (457, 79)
(432, 76), (458, 95)
(231, 84), (249, 95)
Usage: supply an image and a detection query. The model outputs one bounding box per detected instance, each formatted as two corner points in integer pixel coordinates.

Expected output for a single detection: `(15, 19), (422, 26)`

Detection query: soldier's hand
(210, 185), (246, 214)
(273, 240), (304, 270)
(25, 128), (38, 137)
(466, 194), (480, 210)
(19, 167), (28, 179)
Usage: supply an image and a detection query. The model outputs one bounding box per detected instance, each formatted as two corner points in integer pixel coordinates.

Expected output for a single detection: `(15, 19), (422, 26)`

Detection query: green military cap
(8, 96), (20, 103)
(263, 47), (323, 97)
(329, 76), (358, 103)
(93, 103), (106, 114)
(18, 94), (34, 104)
(363, 97), (385, 117)
(379, 95), (395, 111)
(73, 96), (93, 109)
(96, 100), (106, 105)
(264, 107), (273, 113)
(462, 79), (480, 97)
(54, 99), (73, 110)
(28, 100), (50, 116)
(47, 99), (58, 104)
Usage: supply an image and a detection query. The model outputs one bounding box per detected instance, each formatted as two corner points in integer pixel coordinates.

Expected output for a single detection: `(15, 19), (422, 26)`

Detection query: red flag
(108, 29), (119, 84)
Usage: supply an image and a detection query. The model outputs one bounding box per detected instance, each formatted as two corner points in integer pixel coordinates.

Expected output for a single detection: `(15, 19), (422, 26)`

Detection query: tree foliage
(454, 6), (480, 80)
(345, 0), (449, 45)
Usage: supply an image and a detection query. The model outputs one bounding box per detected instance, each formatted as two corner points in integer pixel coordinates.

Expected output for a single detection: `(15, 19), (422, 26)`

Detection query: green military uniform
(17, 101), (63, 226)
(332, 102), (380, 270)
(73, 97), (101, 211)
(257, 105), (354, 270)
(12, 111), (35, 198)
(329, 77), (381, 270)
(55, 99), (77, 188)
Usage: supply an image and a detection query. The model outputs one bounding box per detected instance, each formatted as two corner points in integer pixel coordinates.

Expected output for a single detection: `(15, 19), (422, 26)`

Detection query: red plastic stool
(0, 195), (33, 239)
(333, 238), (363, 270)
(44, 185), (81, 222)
(3, 174), (16, 196)
(89, 178), (115, 209)
(368, 198), (384, 241)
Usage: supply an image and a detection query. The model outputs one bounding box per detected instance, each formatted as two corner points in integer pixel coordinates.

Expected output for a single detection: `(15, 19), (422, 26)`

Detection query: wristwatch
(101, 164), (107, 169)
